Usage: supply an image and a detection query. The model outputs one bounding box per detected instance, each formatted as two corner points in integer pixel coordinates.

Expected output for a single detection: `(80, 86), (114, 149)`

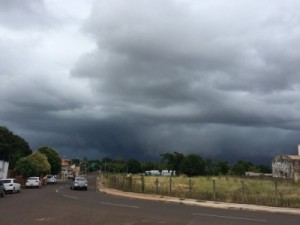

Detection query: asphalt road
(0, 173), (299, 225)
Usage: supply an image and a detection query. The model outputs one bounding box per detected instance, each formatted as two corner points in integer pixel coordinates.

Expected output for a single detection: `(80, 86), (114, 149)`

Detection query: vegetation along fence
(100, 173), (300, 208)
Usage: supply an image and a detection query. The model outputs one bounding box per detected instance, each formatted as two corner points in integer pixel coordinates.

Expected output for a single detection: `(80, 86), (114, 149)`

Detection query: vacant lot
(100, 174), (300, 208)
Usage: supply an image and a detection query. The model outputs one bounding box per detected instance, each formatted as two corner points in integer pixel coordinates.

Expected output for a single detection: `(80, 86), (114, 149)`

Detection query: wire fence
(99, 173), (300, 208)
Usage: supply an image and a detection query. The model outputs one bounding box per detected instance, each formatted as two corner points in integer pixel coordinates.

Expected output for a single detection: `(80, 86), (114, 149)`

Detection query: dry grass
(100, 174), (300, 208)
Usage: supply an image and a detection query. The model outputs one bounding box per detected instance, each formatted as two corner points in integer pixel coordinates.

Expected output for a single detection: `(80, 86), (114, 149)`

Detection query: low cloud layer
(1, 0), (300, 163)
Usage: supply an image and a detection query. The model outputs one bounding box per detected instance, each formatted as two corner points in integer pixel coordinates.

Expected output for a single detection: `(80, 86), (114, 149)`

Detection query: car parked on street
(70, 176), (88, 190)
(47, 175), (57, 184)
(0, 181), (5, 198)
(26, 177), (41, 189)
(1, 178), (21, 193)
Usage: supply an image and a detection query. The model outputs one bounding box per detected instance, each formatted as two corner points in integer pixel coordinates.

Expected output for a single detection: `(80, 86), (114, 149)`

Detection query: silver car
(70, 176), (88, 190)
(47, 175), (57, 184)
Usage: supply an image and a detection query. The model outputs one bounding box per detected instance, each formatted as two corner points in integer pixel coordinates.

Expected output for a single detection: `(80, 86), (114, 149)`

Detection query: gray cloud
(1, 0), (300, 163)
(0, 0), (54, 29)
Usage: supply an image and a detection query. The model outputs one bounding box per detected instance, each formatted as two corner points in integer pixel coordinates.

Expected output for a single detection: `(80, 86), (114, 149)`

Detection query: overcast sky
(1, 0), (300, 164)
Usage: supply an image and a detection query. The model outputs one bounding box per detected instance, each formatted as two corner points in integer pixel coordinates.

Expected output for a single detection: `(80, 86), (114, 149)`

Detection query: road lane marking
(62, 194), (79, 200)
(192, 213), (267, 222)
(101, 202), (140, 209)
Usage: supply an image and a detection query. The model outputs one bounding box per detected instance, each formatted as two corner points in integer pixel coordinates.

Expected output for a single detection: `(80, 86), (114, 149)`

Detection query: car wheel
(1, 192), (4, 198)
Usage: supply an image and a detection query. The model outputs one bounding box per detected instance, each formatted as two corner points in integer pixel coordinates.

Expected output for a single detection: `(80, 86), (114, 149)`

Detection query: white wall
(0, 160), (9, 179)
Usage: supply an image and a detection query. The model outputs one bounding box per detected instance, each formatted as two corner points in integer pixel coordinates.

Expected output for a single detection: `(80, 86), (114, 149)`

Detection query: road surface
(0, 173), (299, 225)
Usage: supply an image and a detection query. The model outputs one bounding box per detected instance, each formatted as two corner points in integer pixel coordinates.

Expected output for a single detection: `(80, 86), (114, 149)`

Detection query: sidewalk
(98, 186), (300, 216)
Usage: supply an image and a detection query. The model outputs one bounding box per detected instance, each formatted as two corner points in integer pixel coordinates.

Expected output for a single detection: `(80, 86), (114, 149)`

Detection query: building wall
(272, 155), (300, 181)
(272, 155), (293, 179)
(0, 160), (9, 179)
(292, 160), (300, 182)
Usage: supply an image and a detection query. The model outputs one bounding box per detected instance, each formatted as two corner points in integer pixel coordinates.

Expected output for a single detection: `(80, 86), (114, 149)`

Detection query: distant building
(145, 170), (160, 176)
(161, 170), (176, 176)
(60, 159), (70, 180)
(245, 172), (272, 177)
(272, 145), (300, 182)
(0, 151), (9, 179)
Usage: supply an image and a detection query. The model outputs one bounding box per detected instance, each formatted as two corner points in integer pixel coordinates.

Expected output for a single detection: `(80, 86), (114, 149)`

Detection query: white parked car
(47, 175), (57, 184)
(1, 179), (21, 193)
(26, 177), (41, 189)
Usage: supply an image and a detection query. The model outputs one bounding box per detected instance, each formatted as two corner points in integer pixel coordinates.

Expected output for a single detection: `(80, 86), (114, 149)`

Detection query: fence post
(189, 178), (192, 197)
(128, 176), (132, 192)
(242, 180), (245, 203)
(141, 175), (145, 193)
(213, 179), (216, 201)
(169, 177), (172, 195)
(155, 178), (159, 195)
(275, 180), (278, 206)
(122, 175), (125, 190)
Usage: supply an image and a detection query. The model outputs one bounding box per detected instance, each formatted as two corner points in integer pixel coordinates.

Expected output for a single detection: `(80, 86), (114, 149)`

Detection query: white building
(161, 170), (176, 176)
(0, 152), (9, 179)
(145, 170), (161, 176)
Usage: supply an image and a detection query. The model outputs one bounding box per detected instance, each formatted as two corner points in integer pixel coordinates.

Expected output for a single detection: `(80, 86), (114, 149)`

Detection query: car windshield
(28, 177), (38, 180)
(76, 178), (86, 181)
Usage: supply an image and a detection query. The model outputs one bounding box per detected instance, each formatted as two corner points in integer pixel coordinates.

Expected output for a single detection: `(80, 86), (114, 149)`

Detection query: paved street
(0, 173), (299, 225)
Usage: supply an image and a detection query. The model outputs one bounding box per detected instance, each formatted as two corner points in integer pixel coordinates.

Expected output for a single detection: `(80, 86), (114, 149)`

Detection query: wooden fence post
(213, 179), (216, 201)
(169, 177), (172, 195)
(155, 178), (159, 195)
(275, 180), (279, 206)
(141, 175), (145, 193)
(242, 180), (245, 203)
(189, 178), (192, 197)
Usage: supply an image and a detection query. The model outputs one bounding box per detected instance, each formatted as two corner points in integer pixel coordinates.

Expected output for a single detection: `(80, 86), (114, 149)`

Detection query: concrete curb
(98, 187), (300, 216)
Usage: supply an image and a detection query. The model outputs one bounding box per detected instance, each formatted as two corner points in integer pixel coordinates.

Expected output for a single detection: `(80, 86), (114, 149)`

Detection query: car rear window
(1, 180), (11, 183)
(76, 178), (86, 181)
(28, 177), (39, 180)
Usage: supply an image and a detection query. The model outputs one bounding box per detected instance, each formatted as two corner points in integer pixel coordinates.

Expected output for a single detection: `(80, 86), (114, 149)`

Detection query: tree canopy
(28, 152), (51, 176)
(14, 157), (39, 177)
(0, 126), (32, 168)
(126, 159), (142, 174)
(37, 146), (61, 175)
(180, 154), (206, 176)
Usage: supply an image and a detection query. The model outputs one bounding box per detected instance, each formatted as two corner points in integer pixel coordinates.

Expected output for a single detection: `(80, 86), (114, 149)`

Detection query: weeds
(100, 174), (300, 208)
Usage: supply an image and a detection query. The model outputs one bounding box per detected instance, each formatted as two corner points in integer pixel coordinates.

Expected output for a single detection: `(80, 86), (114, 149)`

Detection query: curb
(98, 187), (300, 216)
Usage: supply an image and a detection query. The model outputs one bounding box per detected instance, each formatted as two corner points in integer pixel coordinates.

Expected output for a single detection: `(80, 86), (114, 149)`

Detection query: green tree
(14, 157), (39, 177)
(87, 160), (101, 172)
(37, 146), (61, 175)
(254, 164), (272, 173)
(160, 151), (184, 175)
(141, 161), (162, 172)
(28, 152), (51, 176)
(0, 126), (32, 169)
(180, 154), (205, 176)
(214, 161), (230, 175)
(233, 161), (253, 176)
(126, 159), (142, 174)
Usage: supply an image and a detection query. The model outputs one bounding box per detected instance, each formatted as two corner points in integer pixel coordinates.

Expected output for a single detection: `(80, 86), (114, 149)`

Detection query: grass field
(100, 174), (300, 208)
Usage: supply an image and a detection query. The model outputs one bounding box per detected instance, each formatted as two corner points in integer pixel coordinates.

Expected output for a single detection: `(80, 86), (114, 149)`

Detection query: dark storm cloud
(70, 0), (300, 161)
(1, 0), (300, 163)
